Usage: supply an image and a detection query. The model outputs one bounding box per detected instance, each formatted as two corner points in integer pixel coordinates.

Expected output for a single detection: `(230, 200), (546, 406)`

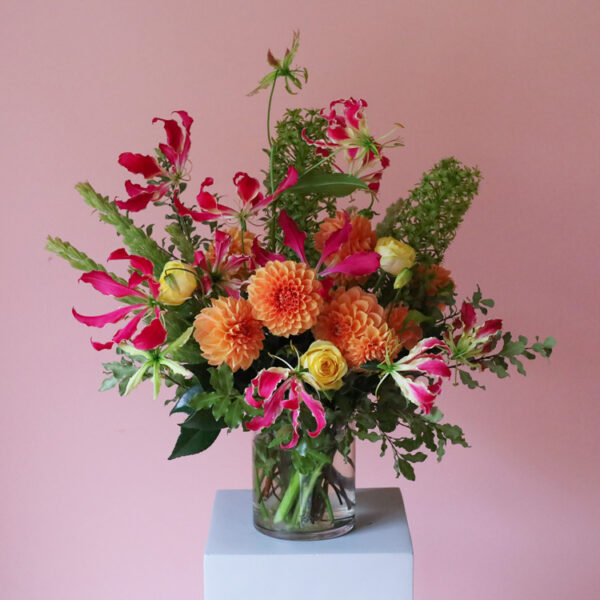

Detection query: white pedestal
(204, 488), (413, 600)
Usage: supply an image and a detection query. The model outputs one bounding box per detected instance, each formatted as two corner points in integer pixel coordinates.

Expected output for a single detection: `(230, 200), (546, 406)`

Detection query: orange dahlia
(247, 261), (323, 337)
(387, 304), (423, 351)
(314, 211), (376, 279)
(313, 286), (399, 368)
(193, 297), (264, 372)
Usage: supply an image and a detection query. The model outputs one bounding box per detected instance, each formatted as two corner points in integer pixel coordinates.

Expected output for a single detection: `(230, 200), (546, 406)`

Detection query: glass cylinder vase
(252, 426), (356, 540)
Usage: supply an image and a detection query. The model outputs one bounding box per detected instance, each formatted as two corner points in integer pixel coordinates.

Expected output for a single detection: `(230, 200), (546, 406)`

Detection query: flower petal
(461, 302), (477, 330)
(79, 271), (146, 299)
(131, 317), (167, 350)
(72, 304), (144, 327)
(251, 238), (286, 267)
(320, 251), (380, 277)
(278, 210), (307, 263)
(107, 248), (154, 277)
(317, 211), (351, 268)
(118, 153), (163, 178)
(299, 386), (326, 438)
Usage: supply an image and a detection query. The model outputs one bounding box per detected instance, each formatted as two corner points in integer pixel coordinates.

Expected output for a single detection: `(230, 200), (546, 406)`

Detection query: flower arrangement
(47, 33), (554, 539)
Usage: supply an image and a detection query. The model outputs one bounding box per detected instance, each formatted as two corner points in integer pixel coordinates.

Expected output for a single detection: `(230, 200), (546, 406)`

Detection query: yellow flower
(300, 340), (348, 391)
(158, 261), (197, 306)
(375, 237), (416, 276)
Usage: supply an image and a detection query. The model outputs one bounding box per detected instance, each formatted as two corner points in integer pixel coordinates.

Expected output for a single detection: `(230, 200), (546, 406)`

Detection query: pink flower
(302, 98), (400, 192)
(72, 249), (167, 351)
(445, 302), (503, 362)
(174, 166), (298, 224)
(244, 368), (326, 449)
(194, 230), (249, 298)
(116, 110), (193, 212)
(383, 338), (451, 414)
(278, 209), (380, 288)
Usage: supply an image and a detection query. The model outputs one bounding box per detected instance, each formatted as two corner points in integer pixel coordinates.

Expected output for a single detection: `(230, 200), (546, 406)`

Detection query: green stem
(273, 470), (300, 524)
(266, 78), (277, 195)
(292, 466), (324, 527)
(318, 482), (335, 523)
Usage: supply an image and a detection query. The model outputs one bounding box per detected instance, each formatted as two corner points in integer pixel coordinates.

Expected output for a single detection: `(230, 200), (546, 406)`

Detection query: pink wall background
(2, 1), (599, 598)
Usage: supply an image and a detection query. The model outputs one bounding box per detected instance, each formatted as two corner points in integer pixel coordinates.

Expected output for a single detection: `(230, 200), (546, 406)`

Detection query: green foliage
(350, 379), (469, 480)
(75, 182), (170, 275)
(168, 409), (222, 459)
(100, 356), (139, 395)
(377, 157), (482, 265)
(46, 236), (126, 283)
(263, 108), (336, 262)
(164, 221), (196, 264)
(292, 172), (370, 197)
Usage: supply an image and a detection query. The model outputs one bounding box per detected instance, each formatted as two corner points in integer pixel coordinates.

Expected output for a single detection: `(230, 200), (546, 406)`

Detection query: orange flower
(314, 211), (376, 281)
(247, 261), (324, 337)
(417, 264), (453, 296)
(387, 304), (423, 350)
(313, 286), (399, 368)
(193, 297), (264, 372)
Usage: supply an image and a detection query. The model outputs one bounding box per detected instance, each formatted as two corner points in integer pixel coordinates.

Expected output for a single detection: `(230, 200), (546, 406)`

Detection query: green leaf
(163, 326), (194, 357)
(209, 364), (234, 397)
(124, 361), (152, 395)
(543, 336), (556, 348)
(404, 452), (428, 463)
(170, 384), (205, 415)
(423, 406), (445, 422)
(395, 458), (416, 481)
(509, 356), (527, 376)
(99, 376), (118, 392)
(168, 409), (222, 459)
(161, 358), (194, 379)
(458, 369), (486, 390)
(292, 172), (370, 198)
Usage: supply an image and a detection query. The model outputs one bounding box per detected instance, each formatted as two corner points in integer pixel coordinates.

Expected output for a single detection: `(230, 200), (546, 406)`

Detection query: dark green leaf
(168, 409), (222, 459)
(292, 172), (370, 198)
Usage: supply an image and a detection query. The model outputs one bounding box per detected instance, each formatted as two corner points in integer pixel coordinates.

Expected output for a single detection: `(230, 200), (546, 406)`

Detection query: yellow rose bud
(158, 261), (197, 306)
(375, 237), (416, 276)
(300, 340), (348, 391)
(393, 267), (413, 290)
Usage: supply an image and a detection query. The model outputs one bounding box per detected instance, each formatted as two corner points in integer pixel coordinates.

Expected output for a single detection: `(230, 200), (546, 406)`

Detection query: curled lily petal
(79, 271), (146, 299)
(278, 210), (307, 263)
(319, 251), (380, 277)
(118, 152), (163, 178)
(131, 317), (167, 350)
(460, 302), (477, 330)
(72, 304), (145, 327)
(108, 248), (154, 277)
(318, 212), (351, 268)
(251, 238), (286, 267)
(476, 319), (503, 340)
(298, 387), (326, 438)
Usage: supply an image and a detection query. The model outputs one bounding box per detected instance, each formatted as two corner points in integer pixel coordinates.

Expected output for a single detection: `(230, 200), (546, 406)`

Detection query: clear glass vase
(252, 426), (356, 540)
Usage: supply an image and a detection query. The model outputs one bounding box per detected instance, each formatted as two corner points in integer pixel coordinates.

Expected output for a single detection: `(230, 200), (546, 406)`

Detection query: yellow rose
(158, 261), (197, 306)
(375, 237), (416, 276)
(300, 340), (348, 391)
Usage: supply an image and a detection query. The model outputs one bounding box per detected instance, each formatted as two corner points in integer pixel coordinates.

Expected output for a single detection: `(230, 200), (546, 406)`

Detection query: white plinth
(204, 488), (413, 600)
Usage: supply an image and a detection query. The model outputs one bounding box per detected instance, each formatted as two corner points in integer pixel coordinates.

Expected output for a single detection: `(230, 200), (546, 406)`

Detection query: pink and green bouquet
(47, 33), (554, 539)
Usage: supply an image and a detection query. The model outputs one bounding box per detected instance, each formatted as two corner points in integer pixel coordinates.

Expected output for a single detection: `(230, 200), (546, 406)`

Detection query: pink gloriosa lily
(174, 166), (298, 224)
(381, 338), (451, 414)
(244, 368), (326, 449)
(116, 111), (193, 212)
(278, 209), (380, 282)
(194, 230), (249, 298)
(302, 98), (401, 192)
(445, 302), (503, 362)
(72, 249), (167, 351)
